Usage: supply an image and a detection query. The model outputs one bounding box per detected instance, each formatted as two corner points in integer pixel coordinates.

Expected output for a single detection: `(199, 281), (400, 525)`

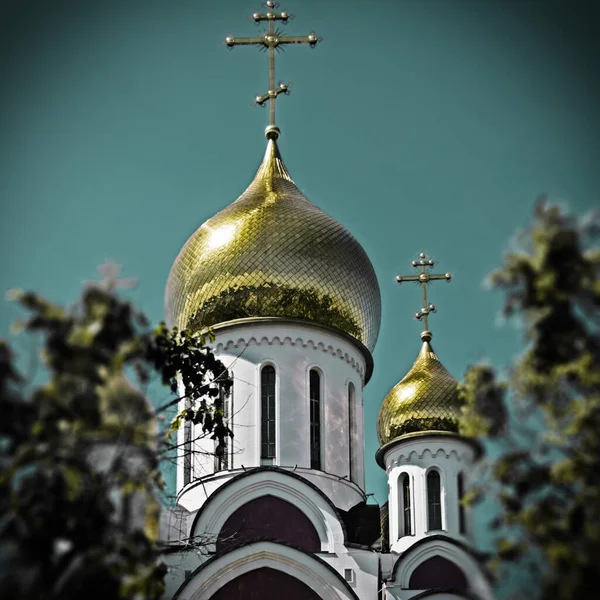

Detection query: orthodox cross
(396, 253), (452, 342)
(84, 261), (137, 293)
(225, 1), (320, 138)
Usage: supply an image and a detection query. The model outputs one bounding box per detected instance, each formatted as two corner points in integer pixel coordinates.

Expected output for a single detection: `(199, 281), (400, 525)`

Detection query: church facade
(157, 4), (495, 599)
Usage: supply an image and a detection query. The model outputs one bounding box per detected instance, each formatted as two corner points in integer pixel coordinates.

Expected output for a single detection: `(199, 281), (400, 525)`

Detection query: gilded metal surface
(377, 341), (461, 445)
(165, 139), (381, 350)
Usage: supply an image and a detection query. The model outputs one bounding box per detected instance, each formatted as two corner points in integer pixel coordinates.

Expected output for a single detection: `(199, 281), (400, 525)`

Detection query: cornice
(215, 332), (366, 382)
(376, 432), (482, 469)
(385, 447), (471, 474)
(211, 317), (374, 383)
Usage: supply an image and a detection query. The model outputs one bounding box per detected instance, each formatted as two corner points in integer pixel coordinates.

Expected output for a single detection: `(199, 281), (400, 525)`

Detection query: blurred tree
(0, 273), (231, 600)
(459, 197), (600, 599)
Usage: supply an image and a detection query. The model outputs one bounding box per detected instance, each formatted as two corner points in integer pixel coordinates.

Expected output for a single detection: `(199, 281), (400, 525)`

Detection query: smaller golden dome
(377, 340), (461, 447)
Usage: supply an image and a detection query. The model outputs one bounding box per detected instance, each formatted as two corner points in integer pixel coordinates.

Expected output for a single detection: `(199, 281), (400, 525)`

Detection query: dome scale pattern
(165, 139), (381, 351)
(377, 341), (462, 446)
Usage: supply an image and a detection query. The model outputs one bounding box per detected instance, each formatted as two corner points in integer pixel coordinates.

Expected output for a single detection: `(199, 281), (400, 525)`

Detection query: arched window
(214, 383), (229, 472)
(183, 399), (192, 486)
(348, 382), (357, 482)
(261, 366), (276, 461)
(458, 472), (467, 534)
(399, 473), (412, 537)
(309, 369), (321, 470)
(427, 470), (442, 531)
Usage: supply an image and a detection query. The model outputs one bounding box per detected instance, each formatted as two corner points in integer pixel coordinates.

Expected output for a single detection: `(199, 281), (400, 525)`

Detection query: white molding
(191, 470), (346, 553)
(178, 541), (358, 600)
(387, 448), (471, 472)
(216, 334), (365, 381)
(392, 539), (494, 600)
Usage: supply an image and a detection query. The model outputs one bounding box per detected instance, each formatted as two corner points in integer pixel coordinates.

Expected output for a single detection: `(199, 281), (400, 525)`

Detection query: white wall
(381, 434), (477, 554)
(175, 319), (370, 511)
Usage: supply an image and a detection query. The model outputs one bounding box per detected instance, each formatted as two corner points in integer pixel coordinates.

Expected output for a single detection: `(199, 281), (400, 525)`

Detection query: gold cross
(396, 253), (452, 342)
(225, 1), (320, 139)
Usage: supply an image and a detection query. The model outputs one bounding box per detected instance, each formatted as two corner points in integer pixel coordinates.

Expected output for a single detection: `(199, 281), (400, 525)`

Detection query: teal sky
(1, 0), (598, 585)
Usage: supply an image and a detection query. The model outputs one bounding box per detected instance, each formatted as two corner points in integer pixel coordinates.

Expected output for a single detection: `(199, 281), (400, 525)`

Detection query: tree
(459, 197), (600, 599)
(0, 273), (232, 600)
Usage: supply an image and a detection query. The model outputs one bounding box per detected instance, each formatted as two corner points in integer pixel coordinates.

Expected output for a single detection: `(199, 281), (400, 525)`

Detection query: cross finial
(395, 252), (452, 342)
(225, 1), (321, 140)
(84, 261), (137, 293)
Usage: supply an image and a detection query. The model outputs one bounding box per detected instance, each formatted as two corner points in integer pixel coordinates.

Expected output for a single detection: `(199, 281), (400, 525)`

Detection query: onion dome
(377, 336), (461, 446)
(165, 138), (381, 351)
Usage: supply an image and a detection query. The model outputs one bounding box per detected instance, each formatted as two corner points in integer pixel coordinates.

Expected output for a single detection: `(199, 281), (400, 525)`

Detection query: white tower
(376, 254), (493, 599)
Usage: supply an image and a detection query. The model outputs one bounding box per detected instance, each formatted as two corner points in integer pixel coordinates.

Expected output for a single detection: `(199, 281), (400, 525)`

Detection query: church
(158, 3), (495, 599)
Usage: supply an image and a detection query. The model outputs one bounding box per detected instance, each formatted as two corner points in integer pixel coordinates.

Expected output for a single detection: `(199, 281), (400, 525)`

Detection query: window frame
(214, 383), (230, 472)
(399, 472), (413, 538)
(183, 398), (192, 486)
(348, 381), (356, 482)
(260, 364), (277, 462)
(309, 368), (322, 471)
(426, 468), (443, 531)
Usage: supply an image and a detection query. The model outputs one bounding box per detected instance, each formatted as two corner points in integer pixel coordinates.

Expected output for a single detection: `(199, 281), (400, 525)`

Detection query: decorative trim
(390, 534), (494, 586)
(215, 334), (365, 381)
(172, 541), (361, 600)
(376, 432), (482, 469)
(387, 448), (470, 473)
(188, 467), (348, 552)
(210, 317), (374, 383)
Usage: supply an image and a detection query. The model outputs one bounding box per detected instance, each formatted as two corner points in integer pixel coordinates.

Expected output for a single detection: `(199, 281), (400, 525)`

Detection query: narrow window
(348, 382), (356, 482)
(183, 402), (192, 486)
(401, 473), (412, 536)
(458, 472), (467, 534)
(214, 384), (229, 472)
(309, 369), (321, 470)
(261, 366), (276, 459)
(427, 470), (442, 530)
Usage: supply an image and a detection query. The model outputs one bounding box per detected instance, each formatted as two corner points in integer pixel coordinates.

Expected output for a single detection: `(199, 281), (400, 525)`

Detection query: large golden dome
(165, 138), (381, 351)
(377, 339), (461, 446)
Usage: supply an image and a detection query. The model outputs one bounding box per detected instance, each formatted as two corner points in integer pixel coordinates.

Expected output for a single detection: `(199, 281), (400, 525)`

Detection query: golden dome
(165, 138), (381, 351)
(377, 339), (461, 446)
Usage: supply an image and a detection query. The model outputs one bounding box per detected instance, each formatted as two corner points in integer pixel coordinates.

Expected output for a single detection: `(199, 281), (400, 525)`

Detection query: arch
(409, 556), (468, 590)
(260, 364), (276, 461)
(426, 469), (442, 531)
(174, 541), (359, 600)
(217, 494), (320, 552)
(190, 468), (346, 553)
(209, 567), (322, 600)
(391, 536), (495, 600)
(309, 368), (322, 470)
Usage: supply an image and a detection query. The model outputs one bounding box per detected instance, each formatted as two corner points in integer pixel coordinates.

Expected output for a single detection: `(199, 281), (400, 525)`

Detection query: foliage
(0, 282), (231, 600)
(458, 197), (600, 599)
(188, 282), (363, 340)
